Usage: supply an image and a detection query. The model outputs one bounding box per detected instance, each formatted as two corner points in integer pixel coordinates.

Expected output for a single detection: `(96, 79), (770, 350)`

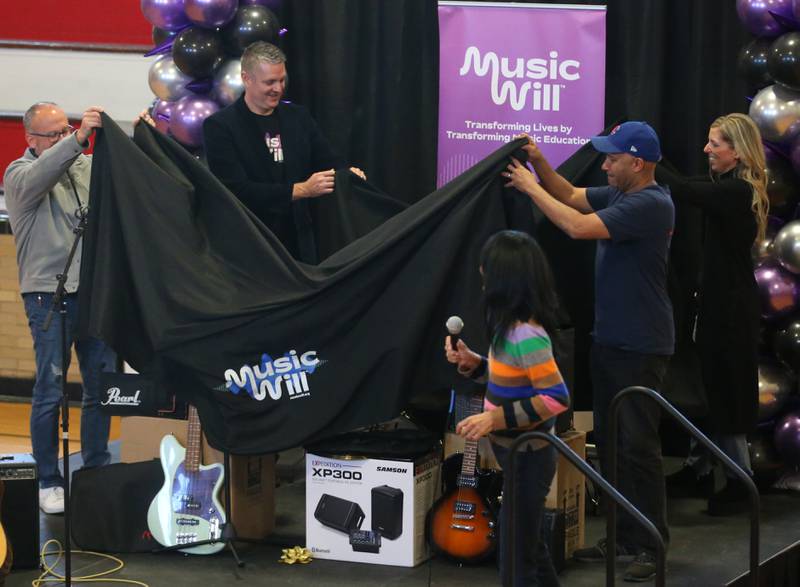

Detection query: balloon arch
(141, 0), (284, 149)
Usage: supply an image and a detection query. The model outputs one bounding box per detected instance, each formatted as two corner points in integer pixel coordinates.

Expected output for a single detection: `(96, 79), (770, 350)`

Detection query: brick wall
(0, 234), (82, 384)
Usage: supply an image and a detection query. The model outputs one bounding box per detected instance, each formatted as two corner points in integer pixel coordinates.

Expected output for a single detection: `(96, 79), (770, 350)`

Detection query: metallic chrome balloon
(774, 320), (800, 371)
(141, 0), (190, 31)
(211, 59), (244, 106)
(148, 55), (193, 102)
(185, 0), (238, 29)
(774, 410), (800, 465)
(753, 215), (784, 266)
(739, 38), (774, 91)
(749, 83), (800, 144)
(240, 0), (283, 9)
(754, 262), (800, 319)
(172, 26), (224, 79)
(775, 219), (800, 273)
(222, 5), (281, 56)
(170, 95), (220, 148)
(757, 360), (795, 422)
(737, 0), (793, 37)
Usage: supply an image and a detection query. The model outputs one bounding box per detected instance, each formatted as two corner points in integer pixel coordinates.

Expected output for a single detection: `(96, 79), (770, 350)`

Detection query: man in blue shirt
(503, 121), (674, 583)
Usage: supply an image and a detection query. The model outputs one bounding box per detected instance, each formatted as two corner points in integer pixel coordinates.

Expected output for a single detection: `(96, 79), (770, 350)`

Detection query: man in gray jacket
(4, 102), (116, 515)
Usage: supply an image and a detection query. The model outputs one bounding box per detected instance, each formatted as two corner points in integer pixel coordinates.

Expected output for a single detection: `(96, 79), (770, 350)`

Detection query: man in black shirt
(203, 42), (365, 262)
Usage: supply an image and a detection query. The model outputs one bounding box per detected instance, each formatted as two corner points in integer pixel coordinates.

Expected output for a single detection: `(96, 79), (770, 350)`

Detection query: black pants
(590, 343), (670, 554)
(492, 442), (560, 587)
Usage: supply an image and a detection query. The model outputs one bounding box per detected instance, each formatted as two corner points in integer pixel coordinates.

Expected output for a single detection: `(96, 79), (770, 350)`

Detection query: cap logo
(630, 146), (638, 153)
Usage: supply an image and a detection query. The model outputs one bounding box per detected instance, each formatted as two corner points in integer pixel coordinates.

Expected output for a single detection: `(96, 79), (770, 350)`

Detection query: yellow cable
(32, 539), (149, 587)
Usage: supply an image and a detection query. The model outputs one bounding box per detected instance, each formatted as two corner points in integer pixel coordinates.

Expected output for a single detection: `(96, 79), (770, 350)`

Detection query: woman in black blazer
(656, 113), (769, 516)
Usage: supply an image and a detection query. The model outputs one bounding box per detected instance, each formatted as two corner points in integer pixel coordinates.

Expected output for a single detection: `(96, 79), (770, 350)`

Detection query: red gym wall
(0, 1), (151, 181)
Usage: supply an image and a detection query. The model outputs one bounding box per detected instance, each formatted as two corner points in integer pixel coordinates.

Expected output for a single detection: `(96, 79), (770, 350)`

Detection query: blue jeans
(492, 441), (560, 587)
(590, 343), (670, 555)
(685, 434), (752, 479)
(24, 293), (116, 489)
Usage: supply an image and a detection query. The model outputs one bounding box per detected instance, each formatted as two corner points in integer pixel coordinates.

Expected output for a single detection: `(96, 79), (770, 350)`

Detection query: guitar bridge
(453, 513), (475, 520)
(454, 501), (476, 515)
(449, 523), (475, 532)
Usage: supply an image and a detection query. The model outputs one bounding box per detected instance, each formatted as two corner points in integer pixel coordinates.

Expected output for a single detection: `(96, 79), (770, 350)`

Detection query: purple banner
(437, 2), (606, 187)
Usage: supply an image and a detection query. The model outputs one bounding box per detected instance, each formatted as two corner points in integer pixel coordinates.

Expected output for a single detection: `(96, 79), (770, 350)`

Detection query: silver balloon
(749, 83), (800, 144)
(148, 55), (193, 102)
(211, 59), (244, 106)
(758, 361), (795, 422)
(775, 220), (800, 273)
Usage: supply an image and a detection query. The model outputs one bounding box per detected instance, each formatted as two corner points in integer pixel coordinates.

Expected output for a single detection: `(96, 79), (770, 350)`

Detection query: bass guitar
(147, 404), (226, 554)
(429, 394), (501, 562)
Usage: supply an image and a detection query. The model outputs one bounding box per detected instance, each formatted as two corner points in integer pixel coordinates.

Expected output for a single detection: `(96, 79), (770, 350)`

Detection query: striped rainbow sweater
(478, 322), (569, 443)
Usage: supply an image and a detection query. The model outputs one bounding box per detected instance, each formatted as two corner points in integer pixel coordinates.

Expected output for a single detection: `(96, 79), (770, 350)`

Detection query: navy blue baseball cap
(590, 121), (662, 162)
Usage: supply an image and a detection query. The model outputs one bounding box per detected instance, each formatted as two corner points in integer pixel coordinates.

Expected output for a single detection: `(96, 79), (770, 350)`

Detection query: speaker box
(314, 494), (365, 534)
(371, 485), (403, 540)
(0, 454), (39, 569)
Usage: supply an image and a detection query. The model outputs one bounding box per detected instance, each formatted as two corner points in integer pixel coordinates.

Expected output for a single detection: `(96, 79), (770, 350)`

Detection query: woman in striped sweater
(445, 230), (569, 587)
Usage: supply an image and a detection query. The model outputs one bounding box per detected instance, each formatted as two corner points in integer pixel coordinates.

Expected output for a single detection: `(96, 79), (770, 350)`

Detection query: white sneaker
(39, 486), (64, 514)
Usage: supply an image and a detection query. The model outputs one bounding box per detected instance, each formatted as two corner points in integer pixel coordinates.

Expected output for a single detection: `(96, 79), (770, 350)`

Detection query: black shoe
(666, 465), (713, 499)
(707, 478), (750, 516)
(572, 538), (636, 563)
(623, 551), (657, 582)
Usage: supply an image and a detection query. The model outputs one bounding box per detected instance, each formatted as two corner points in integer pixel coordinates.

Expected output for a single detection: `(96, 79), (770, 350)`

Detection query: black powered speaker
(314, 494), (365, 534)
(371, 485), (403, 540)
(0, 454), (39, 569)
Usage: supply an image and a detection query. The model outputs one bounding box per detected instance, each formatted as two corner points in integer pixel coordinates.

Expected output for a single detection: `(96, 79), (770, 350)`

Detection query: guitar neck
(185, 405), (202, 473)
(458, 394), (485, 483)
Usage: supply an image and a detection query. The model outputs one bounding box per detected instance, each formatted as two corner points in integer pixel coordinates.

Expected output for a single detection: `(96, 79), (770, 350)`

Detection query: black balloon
(153, 26), (179, 47)
(222, 5), (280, 56)
(769, 31), (800, 91)
(739, 38), (774, 91)
(766, 155), (800, 219)
(172, 26), (224, 79)
(750, 428), (784, 489)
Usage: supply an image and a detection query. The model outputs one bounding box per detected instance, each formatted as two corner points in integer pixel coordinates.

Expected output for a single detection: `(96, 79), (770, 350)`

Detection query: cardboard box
(305, 451), (440, 567)
(119, 416), (275, 540)
(546, 429), (586, 558)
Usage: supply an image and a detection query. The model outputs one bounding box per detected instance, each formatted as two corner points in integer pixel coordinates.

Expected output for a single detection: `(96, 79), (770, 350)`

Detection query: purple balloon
(240, 0), (283, 9)
(151, 99), (177, 135)
(141, 0), (191, 32)
(755, 262), (800, 319)
(170, 95), (220, 148)
(185, 0), (238, 29)
(737, 0), (794, 37)
(774, 411), (800, 465)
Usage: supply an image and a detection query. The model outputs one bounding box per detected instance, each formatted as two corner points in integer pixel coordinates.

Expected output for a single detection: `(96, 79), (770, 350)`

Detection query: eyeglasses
(28, 125), (74, 139)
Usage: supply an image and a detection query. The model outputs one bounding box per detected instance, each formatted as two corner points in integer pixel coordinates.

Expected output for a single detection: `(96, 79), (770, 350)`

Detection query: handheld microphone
(446, 316), (464, 351)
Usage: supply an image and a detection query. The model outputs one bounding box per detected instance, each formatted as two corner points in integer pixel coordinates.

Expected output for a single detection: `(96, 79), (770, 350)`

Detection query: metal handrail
(506, 431), (665, 587)
(608, 386), (760, 587)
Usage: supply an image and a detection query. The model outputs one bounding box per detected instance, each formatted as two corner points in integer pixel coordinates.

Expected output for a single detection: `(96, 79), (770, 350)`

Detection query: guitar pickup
(454, 501), (476, 514)
(176, 518), (199, 526)
(456, 474), (478, 488)
(449, 523), (475, 532)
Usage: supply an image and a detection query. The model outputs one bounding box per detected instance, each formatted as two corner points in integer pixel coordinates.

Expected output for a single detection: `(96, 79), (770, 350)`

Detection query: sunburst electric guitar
(428, 394), (501, 562)
(147, 405), (226, 554)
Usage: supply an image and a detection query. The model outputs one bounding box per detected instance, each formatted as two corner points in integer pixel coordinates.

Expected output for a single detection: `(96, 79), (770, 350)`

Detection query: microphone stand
(41, 206), (88, 587)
